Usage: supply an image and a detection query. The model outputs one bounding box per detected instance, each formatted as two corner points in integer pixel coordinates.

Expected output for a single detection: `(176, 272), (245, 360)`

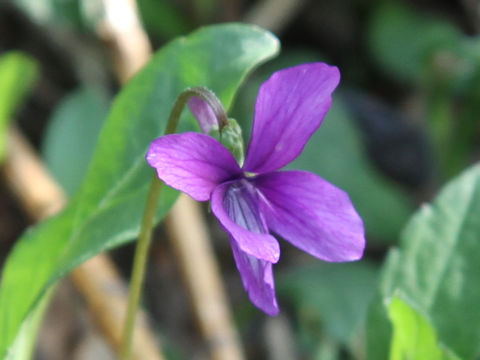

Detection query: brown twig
(97, 0), (245, 359)
(71, 255), (163, 360)
(97, 0), (152, 83)
(166, 196), (245, 360)
(3, 127), (66, 220)
(2, 127), (164, 360)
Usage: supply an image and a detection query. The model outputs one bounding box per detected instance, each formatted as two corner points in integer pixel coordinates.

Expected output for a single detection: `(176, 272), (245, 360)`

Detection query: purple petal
(254, 170), (365, 262)
(188, 96), (217, 134)
(146, 132), (241, 201)
(243, 63), (340, 174)
(211, 181), (280, 263)
(230, 238), (279, 316)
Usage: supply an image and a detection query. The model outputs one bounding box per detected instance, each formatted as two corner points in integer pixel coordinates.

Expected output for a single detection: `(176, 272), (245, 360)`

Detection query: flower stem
(120, 176), (162, 360)
(165, 86), (229, 133)
(120, 86), (228, 360)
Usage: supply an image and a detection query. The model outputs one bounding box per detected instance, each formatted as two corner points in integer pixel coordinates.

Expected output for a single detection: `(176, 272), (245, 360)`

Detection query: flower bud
(220, 118), (244, 166)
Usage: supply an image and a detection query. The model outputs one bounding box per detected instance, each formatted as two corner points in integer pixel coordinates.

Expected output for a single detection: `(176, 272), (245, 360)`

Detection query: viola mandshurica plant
(146, 63), (365, 315)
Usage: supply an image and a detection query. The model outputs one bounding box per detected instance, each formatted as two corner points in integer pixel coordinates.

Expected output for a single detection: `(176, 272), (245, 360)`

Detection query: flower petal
(188, 96), (217, 134)
(211, 181), (280, 263)
(146, 132), (241, 201)
(230, 238), (279, 316)
(254, 170), (365, 262)
(243, 63), (340, 174)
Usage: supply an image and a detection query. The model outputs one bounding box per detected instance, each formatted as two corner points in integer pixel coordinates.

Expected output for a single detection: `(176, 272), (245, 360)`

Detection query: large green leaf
(5, 289), (54, 360)
(0, 24), (279, 357)
(368, 164), (480, 359)
(0, 52), (38, 162)
(388, 295), (459, 360)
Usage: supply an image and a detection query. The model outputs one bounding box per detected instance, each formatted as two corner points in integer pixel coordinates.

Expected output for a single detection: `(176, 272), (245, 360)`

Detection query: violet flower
(146, 63), (365, 315)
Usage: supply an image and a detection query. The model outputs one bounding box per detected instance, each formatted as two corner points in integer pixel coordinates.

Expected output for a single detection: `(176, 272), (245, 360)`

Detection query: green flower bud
(220, 118), (244, 166)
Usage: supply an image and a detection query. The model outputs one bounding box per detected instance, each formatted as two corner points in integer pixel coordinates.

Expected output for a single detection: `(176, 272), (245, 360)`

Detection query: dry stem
(166, 196), (245, 360)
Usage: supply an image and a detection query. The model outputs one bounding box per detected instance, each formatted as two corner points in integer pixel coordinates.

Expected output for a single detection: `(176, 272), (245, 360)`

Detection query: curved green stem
(165, 86), (228, 133)
(120, 176), (162, 360)
(120, 86), (228, 360)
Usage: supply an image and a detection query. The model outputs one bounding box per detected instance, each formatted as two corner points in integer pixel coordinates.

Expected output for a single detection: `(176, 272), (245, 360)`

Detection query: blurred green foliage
(369, 1), (480, 178)
(0, 52), (37, 162)
(42, 87), (109, 196)
(368, 2), (460, 83)
(137, 0), (192, 39)
(278, 262), (378, 358)
(15, 0), (87, 30)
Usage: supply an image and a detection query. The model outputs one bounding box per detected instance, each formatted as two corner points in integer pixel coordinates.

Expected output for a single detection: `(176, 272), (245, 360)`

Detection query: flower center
(223, 179), (269, 234)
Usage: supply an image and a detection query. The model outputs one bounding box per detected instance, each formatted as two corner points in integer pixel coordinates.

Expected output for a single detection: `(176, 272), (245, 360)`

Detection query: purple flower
(146, 63), (365, 315)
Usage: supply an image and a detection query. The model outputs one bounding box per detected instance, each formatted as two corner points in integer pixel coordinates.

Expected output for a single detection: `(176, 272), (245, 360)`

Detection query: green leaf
(278, 262), (378, 356)
(41, 87), (109, 196)
(5, 289), (54, 360)
(0, 52), (38, 162)
(368, 164), (480, 359)
(388, 295), (460, 360)
(0, 24), (279, 357)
